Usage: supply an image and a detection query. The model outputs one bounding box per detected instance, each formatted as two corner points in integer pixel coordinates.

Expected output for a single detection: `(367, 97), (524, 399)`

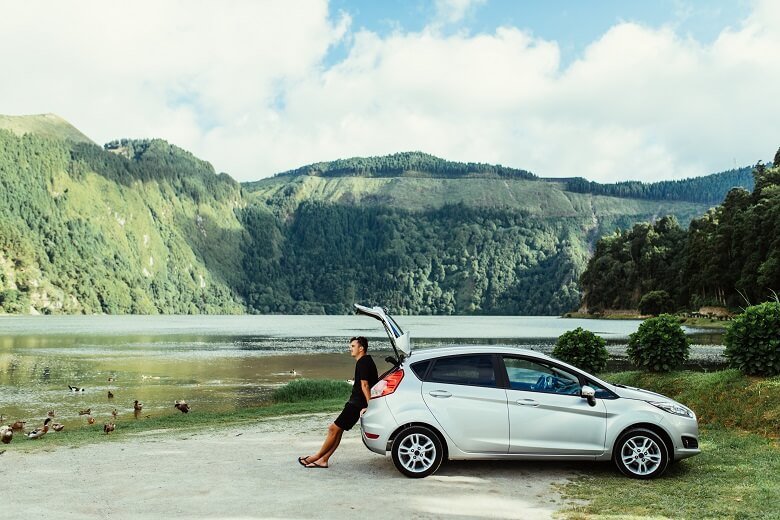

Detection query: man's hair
(350, 336), (369, 352)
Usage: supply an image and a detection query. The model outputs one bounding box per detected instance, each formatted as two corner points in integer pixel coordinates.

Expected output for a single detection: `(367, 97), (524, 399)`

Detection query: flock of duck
(0, 380), (190, 446)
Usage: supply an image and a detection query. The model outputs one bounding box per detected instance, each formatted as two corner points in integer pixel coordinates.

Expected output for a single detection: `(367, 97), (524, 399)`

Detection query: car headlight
(648, 401), (694, 418)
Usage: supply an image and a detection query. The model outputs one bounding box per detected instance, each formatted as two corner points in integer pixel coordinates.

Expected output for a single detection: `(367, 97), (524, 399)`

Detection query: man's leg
(317, 427), (344, 466)
(304, 423), (343, 467)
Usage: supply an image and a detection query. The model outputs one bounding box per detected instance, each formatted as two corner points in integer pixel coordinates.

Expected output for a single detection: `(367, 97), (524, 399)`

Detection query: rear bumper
(360, 398), (398, 455)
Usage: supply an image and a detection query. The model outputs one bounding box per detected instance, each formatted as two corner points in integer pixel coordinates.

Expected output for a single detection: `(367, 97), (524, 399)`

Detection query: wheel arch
(389, 422), (449, 460)
(612, 422), (674, 459)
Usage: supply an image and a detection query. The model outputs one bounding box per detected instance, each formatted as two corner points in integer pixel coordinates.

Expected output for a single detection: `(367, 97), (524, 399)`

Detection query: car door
(502, 356), (607, 456)
(421, 354), (509, 453)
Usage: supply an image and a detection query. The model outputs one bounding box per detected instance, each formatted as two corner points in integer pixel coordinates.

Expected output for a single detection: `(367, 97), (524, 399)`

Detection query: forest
(0, 119), (760, 315)
(565, 167), (754, 205)
(579, 152), (780, 313)
(258, 151), (537, 181)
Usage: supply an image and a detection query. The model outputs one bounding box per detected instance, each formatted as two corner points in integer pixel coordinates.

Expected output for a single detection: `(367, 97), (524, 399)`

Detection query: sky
(0, 0), (776, 183)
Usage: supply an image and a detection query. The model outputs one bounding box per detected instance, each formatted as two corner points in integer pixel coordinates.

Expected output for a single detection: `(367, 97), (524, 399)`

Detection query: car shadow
(436, 458), (601, 478)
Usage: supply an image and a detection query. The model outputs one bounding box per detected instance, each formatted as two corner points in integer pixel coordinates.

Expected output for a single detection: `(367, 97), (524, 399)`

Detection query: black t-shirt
(349, 355), (379, 408)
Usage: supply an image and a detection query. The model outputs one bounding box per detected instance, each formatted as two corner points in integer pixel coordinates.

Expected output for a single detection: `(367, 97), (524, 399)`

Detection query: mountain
(240, 159), (715, 315)
(0, 115), (755, 315)
(0, 123), (244, 314)
(0, 113), (94, 144)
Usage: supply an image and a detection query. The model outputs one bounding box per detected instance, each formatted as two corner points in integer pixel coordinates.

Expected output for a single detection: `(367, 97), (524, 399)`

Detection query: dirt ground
(2, 413), (580, 519)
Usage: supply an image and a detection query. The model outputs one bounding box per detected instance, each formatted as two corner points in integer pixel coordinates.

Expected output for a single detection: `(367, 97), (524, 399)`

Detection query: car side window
(502, 357), (581, 395)
(411, 360), (431, 380)
(428, 354), (496, 387)
(584, 378), (616, 399)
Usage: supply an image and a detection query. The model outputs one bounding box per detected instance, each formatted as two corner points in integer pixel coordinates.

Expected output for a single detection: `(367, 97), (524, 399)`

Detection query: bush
(638, 290), (674, 316)
(553, 327), (609, 373)
(271, 378), (351, 403)
(724, 301), (780, 376)
(627, 314), (689, 372)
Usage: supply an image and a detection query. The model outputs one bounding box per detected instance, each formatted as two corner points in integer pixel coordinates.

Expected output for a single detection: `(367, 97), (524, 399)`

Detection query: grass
(559, 370), (780, 519)
(270, 377), (352, 403)
(676, 316), (731, 329)
(560, 427), (780, 520)
(4, 379), (349, 453)
(600, 369), (780, 438)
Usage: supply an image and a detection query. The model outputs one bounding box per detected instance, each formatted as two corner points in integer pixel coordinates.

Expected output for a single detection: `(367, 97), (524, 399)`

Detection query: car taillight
(371, 369), (404, 399)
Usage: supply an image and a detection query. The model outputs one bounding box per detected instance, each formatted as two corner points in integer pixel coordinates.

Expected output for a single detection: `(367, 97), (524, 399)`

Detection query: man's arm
(360, 379), (371, 406)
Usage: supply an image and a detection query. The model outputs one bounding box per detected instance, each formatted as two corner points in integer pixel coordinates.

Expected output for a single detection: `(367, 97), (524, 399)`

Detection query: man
(298, 336), (378, 469)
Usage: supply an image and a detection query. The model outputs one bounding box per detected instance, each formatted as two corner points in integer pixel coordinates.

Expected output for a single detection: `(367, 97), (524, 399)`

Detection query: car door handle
(428, 390), (452, 398)
(516, 399), (539, 407)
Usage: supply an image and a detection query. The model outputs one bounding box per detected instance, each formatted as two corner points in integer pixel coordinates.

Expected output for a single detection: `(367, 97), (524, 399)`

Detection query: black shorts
(334, 402), (362, 431)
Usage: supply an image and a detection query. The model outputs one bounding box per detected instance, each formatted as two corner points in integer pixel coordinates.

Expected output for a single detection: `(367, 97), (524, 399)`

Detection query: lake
(0, 315), (724, 427)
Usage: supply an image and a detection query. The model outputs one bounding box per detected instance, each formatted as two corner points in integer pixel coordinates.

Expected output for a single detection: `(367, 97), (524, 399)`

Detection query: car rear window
(428, 355), (496, 387)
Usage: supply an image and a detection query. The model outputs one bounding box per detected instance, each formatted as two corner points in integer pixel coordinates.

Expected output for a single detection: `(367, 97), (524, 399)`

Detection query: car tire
(613, 427), (670, 479)
(391, 426), (444, 478)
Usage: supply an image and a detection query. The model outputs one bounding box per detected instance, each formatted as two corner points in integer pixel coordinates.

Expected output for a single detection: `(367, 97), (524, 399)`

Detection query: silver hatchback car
(355, 305), (701, 479)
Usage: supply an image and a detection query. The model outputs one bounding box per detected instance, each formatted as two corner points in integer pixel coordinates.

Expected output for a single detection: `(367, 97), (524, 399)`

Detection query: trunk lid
(353, 304), (411, 363)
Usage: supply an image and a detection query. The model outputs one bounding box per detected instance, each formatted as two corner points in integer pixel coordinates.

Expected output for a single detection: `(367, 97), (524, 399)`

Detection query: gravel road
(2, 413), (579, 519)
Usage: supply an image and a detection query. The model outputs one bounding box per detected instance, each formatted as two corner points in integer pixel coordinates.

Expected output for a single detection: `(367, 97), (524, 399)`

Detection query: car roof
(407, 345), (554, 362)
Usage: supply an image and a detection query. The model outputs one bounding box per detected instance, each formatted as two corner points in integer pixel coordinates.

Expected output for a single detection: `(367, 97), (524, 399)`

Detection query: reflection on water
(0, 315), (725, 427)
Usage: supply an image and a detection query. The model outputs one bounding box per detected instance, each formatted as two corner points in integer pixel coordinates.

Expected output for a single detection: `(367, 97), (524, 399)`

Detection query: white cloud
(0, 0), (778, 182)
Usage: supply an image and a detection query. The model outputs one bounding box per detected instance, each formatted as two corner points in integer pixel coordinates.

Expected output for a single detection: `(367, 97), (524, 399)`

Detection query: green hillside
(244, 171), (707, 220)
(239, 172), (710, 315)
(0, 113), (94, 144)
(0, 128), (244, 314)
(0, 115), (754, 315)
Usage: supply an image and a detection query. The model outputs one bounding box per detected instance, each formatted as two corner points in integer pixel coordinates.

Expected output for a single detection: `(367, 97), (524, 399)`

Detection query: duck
(51, 422), (65, 432)
(0, 426), (12, 444)
(87, 416), (96, 425)
(26, 418), (51, 440)
(111, 409), (118, 419)
(68, 385), (85, 392)
(107, 391), (114, 399)
(47, 410), (56, 417)
(103, 422), (115, 434)
(78, 408), (91, 416)
(289, 369), (299, 376)
(133, 400), (143, 412)
(10, 420), (26, 431)
(174, 400), (190, 413)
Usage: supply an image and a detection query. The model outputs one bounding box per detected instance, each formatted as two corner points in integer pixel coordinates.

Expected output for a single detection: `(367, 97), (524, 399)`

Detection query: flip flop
(305, 462), (328, 469)
(298, 456), (311, 466)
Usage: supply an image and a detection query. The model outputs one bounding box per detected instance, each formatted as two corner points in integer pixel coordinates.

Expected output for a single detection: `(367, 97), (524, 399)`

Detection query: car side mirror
(581, 385), (597, 407)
